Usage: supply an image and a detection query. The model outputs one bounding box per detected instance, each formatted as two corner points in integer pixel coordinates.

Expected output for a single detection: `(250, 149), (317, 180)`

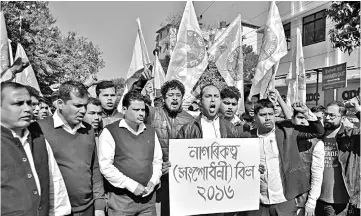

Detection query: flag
(14, 43), (42, 95)
(208, 14), (245, 114)
(117, 18), (151, 112)
(153, 53), (166, 97)
(286, 27), (306, 106)
(166, 1), (208, 106)
(8, 39), (13, 65)
(248, 1), (287, 100)
(1, 10), (11, 73)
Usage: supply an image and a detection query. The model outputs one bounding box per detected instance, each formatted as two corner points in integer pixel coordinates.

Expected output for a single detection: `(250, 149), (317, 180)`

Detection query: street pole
(316, 69), (319, 106)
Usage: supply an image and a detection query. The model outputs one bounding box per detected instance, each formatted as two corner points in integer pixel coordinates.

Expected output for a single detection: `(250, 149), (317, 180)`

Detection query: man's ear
(57, 99), (65, 110)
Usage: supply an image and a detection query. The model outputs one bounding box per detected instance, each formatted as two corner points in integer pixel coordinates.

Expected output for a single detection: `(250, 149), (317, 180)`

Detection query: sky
(48, 1), (289, 80)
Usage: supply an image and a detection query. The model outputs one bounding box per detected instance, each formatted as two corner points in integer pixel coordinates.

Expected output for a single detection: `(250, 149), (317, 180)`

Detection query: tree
(327, 1), (360, 55)
(242, 44), (259, 83)
(1, 1), (104, 98)
(160, 12), (182, 28)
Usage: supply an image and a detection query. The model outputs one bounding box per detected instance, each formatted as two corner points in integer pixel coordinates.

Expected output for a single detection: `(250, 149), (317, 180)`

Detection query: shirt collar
(118, 119), (146, 135)
(257, 126), (276, 138)
(10, 128), (30, 146)
(201, 114), (219, 123)
(53, 110), (85, 129)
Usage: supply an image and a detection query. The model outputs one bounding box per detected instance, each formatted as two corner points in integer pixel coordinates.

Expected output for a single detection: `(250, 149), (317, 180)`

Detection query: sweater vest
(106, 120), (155, 186)
(37, 117), (96, 211)
(1, 124), (49, 216)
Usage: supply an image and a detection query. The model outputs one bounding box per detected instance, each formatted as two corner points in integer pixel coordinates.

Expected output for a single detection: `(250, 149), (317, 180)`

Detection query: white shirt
(9, 128), (71, 216)
(53, 110), (85, 135)
(306, 140), (325, 209)
(258, 127), (287, 204)
(201, 115), (221, 138)
(98, 119), (163, 194)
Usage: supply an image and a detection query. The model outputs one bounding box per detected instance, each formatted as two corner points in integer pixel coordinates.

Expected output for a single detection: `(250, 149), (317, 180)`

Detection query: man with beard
(36, 81), (106, 216)
(219, 86), (248, 131)
(83, 97), (103, 138)
(96, 80), (123, 127)
(315, 100), (360, 216)
(37, 98), (51, 120)
(130, 77), (194, 216)
(246, 100), (324, 216)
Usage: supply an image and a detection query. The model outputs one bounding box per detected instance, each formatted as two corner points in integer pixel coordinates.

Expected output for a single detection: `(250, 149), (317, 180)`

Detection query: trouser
(315, 200), (348, 216)
(67, 204), (94, 216)
(247, 199), (297, 216)
(107, 190), (156, 216)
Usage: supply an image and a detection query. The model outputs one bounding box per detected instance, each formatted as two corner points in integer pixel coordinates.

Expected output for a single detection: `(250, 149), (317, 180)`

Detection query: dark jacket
(334, 113), (360, 208)
(1, 125), (50, 216)
(177, 114), (251, 139)
(248, 119), (325, 200)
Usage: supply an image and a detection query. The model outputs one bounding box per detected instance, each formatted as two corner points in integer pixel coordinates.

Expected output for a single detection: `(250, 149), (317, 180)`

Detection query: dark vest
(36, 117), (96, 212)
(1, 124), (49, 216)
(106, 120), (155, 186)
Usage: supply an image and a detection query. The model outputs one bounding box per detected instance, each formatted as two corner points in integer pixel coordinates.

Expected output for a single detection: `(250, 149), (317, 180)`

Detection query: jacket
(248, 119), (325, 200)
(148, 106), (194, 161)
(334, 116), (360, 208)
(177, 114), (251, 139)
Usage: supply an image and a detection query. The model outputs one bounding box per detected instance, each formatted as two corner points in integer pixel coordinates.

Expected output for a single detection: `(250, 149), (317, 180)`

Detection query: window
(283, 23), (291, 50)
(303, 10), (326, 46)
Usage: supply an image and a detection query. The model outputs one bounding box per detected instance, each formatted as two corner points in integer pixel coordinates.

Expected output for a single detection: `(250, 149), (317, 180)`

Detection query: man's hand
(305, 205), (315, 216)
(267, 90), (277, 103)
(162, 161), (171, 175)
(259, 164), (265, 174)
(142, 181), (155, 197)
(141, 64), (153, 80)
(345, 97), (361, 113)
(292, 102), (309, 114)
(83, 74), (98, 87)
(133, 183), (146, 196)
(95, 210), (105, 216)
(9, 57), (30, 74)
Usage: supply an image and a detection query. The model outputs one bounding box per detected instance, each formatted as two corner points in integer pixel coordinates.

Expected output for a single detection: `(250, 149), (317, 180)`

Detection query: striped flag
(248, 1), (287, 100)
(165, 1), (208, 106)
(117, 18), (151, 112)
(14, 43), (42, 95)
(208, 14), (245, 114)
(286, 27), (306, 106)
(1, 10), (11, 73)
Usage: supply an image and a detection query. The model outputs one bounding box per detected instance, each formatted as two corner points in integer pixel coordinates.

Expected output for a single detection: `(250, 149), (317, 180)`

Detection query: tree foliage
(327, 1), (360, 55)
(1, 1), (105, 98)
(242, 44), (258, 83)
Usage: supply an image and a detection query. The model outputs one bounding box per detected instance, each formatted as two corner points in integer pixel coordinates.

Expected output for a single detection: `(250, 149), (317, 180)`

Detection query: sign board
(322, 63), (347, 90)
(169, 138), (261, 216)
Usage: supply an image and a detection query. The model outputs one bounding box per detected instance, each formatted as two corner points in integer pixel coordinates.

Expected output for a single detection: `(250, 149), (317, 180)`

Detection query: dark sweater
(36, 117), (105, 212)
(1, 125), (49, 216)
(106, 120), (155, 187)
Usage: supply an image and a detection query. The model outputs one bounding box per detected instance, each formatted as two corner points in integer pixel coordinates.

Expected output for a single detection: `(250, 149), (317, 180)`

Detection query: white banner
(169, 138), (261, 216)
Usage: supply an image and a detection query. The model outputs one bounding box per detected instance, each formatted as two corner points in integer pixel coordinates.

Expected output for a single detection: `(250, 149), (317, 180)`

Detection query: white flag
(249, 1), (287, 100)
(153, 53), (166, 97)
(165, 1), (208, 105)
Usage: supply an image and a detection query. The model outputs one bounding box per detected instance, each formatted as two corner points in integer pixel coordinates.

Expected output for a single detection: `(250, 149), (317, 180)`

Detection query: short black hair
(311, 105), (325, 113)
(51, 91), (59, 103)
(200, 84), (220, 98)
(96, 80), (115, 97)
(25, 85), (40, 99)
(88, 97), (102, 107)
(326, 101), (347, 116)
(58, 81), (88, 103)
(1, 82), (27, 102)
(254, 99), (274, 115)
(161, 80), (185, 98)
(38, 97), (49, 105)
(221, 86), (241, 101)
(122, 91), (145, 108)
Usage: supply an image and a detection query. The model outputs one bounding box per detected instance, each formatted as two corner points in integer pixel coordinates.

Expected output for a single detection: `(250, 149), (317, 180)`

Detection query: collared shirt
(258, 127), (287, 204)
(9, 128), (71, 216)
(98, 119), (163, 193)
(53, 110), (85, 135)
(201, 115), (221, 138)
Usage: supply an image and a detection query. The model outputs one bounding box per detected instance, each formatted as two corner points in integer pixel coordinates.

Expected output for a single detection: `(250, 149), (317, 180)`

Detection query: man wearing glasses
(315, 99), (360, 216)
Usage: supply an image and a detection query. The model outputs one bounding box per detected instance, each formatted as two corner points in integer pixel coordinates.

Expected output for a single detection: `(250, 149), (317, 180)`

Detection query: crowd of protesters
(1, 59), (360, 216)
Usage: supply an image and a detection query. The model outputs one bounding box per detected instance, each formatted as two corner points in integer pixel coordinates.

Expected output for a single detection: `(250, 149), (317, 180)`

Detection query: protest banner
(169, 138), (261, 216)
(322, 62), (347, 90)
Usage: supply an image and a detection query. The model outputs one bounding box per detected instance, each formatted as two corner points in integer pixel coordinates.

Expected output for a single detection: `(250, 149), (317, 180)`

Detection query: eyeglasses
(323, 112), (341, 119)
